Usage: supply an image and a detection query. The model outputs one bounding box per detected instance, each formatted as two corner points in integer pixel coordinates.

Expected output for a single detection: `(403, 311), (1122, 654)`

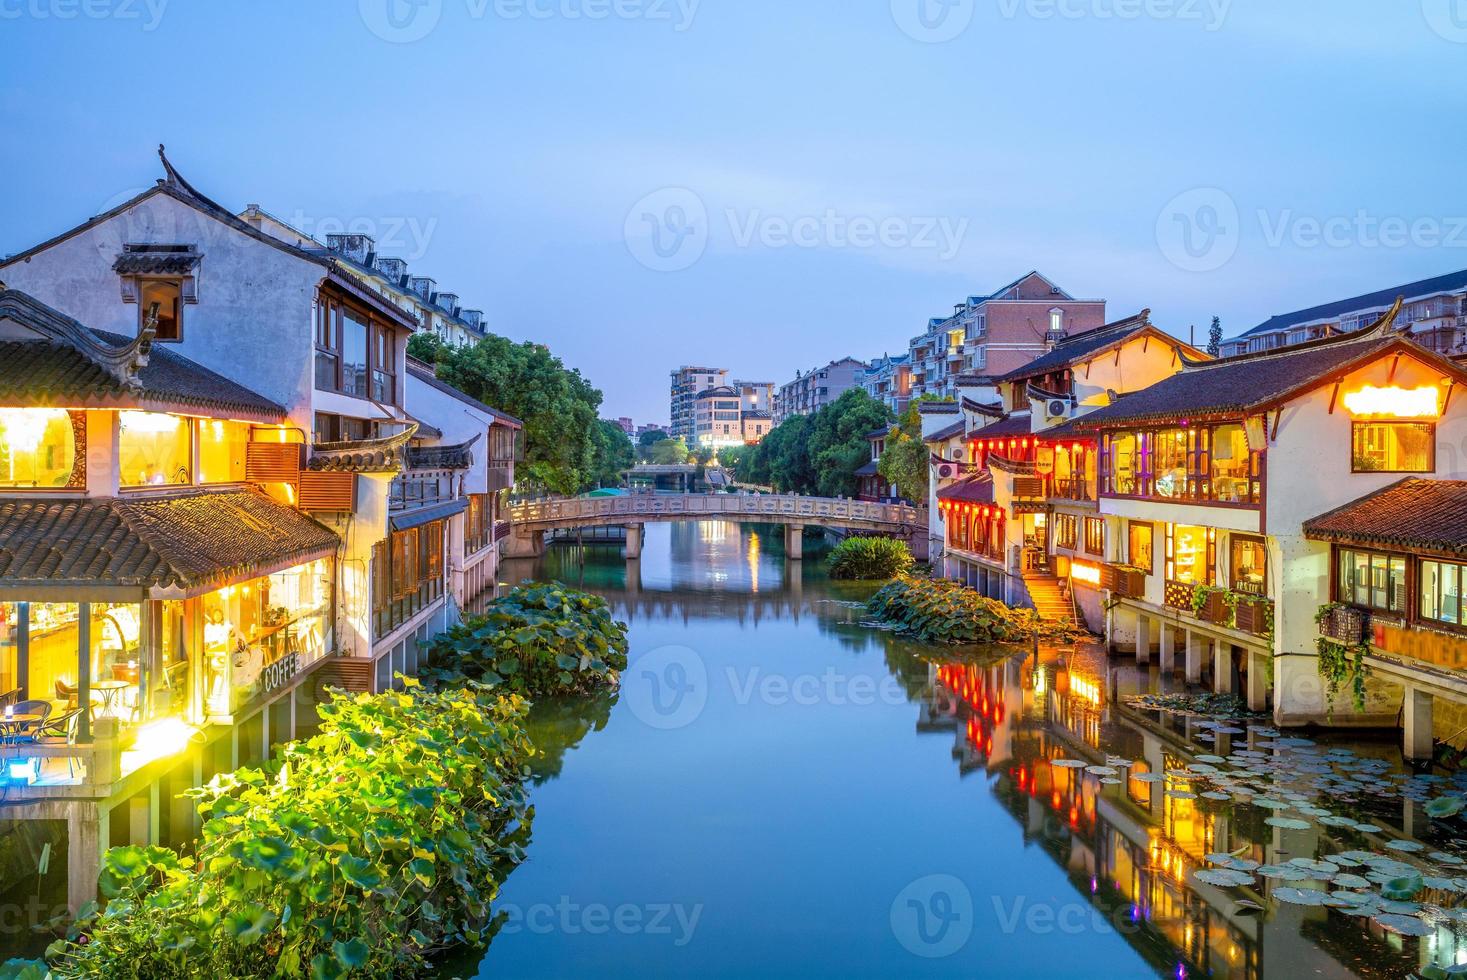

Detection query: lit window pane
(198, 419), (250, 484)
(119, 412), (192, 487)
(0, 408), (75, 488)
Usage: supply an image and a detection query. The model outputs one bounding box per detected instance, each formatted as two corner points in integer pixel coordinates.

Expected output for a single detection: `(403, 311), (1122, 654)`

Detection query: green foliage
(690, 444), (716, 468)
(716, 444), (749, 475)
(423, 583), (629, 697)
(827, 537), (914, 580)
(1207, 316), (1223, 358)
(739, 389), (894, 496)
(45, 682), (535, 978)
(637, 429), (669, 448)
(650, 438), (690, 465)
(410, 332), (609, 494)
(868, 575), (1079, 644)
(589, 420), (635, 489)
(1316, 636), (1370, 713)
(876, 402), (930, 503)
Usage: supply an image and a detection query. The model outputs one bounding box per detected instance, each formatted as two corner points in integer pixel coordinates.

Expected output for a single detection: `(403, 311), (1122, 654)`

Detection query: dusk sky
(3, 1), (1465, 423)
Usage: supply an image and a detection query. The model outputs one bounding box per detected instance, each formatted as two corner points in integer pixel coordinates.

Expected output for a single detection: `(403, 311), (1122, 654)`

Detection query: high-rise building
(670, 365), (728, 440)
(772, 357), (869, 423)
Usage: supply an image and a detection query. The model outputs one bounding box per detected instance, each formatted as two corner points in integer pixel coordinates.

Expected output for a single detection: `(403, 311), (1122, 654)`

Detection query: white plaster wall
(1071, 335), (1186, 409)
(405, 372), (497, 496)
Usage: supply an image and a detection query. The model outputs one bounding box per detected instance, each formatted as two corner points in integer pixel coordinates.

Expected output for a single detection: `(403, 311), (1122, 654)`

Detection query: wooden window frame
(1229, 533), (1268, 595)
(1335, 546), (1409, 616)
(137, 277), (185, 342)
(314, 290), (400, 407)
(1099, 423), (1263, 509)
(1128, 521), (1155, 574)
(1054, 513), (1078, 550)
(1083, 517), (1105, 557)
(1349, 421), (1436, 475)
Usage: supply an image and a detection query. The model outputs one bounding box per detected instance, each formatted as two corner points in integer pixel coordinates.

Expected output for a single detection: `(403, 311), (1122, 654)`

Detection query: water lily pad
(1386, 839), (1426, 853)
(1193, 868), (1255, 887)
(1051, 759), (1088, 769)
(1273, 886), (1335, 906)
(1318, 816), (1359, 828)
(1332, 873), (1372, 889)
(1289, 858), (1339, 875)
(1426, 797), (1466, 819)
(1265, 817), (1311, 831)
(1374, 912), (1434, 936)
(1200, 791), (1232, 801)
(1353, 824), (1382, 834)
(1257, 864), (1309, 881)
(1381, 874), (1424, 900)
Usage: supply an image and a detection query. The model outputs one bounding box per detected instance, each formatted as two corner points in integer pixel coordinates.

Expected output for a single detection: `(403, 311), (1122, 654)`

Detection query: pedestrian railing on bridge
(508, 493), (925, 530)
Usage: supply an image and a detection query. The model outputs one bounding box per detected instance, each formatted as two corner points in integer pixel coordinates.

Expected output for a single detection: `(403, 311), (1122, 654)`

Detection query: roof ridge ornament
(0, 288), (151, 388)
(1362, 295), (1406, 338)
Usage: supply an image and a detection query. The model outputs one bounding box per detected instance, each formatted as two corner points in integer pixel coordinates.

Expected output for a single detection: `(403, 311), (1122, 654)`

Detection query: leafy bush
(423, 582), (629, 697)
(827, 536), (914, 580)
(41, 681), (534, 979)
(868, 575), (1079, 644)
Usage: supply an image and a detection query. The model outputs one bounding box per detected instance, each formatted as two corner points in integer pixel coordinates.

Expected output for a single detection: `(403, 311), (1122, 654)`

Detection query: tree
(717, 444), (749, 475)
(878, 403), (929, 503)
(651, 437), (690, 465)
(740, 390), (893, 496)
(409, 332), (604, 495)
(1207, 316), (1223, 357)
(638, 429), (669, 448)
(691, 444), (716, 467)
(589, 420), (635, 488)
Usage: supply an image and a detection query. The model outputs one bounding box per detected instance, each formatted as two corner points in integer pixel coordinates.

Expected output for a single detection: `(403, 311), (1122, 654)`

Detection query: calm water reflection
(449, 521), (1467, 979)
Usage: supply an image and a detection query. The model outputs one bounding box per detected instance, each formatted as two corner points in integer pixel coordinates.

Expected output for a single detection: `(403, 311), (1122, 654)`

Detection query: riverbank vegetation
(868, 576), (1081, 644)
(734, 389), (893, 497)
(827, 537), (913, 580)
(423, 583), (629, 697)
(36, 682), (534, 979)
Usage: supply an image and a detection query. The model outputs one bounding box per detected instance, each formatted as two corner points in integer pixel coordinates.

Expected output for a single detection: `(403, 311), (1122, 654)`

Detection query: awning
(0, 487), (339, 600)
(389, 498), (468, 532)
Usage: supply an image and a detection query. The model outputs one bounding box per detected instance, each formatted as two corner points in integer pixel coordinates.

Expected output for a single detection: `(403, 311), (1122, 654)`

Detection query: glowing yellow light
(1070, 562), (1102, 586)
(0, 408), (61, 454)
(1070, 675), (1101, 706)
(122, 717), (199, 772)
(1342, 384), (1440, 418)
(119, 410), (183, 434)
(1033, 668), (1047, 694)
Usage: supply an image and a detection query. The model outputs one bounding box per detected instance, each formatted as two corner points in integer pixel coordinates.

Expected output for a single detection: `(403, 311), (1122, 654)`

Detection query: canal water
(449, 520), (1467, 979)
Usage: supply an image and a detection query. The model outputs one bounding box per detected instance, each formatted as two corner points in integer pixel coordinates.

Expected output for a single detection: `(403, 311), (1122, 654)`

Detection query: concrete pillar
(1246, 650), (1269, 711)
(1184, 631), (1203, 684)
(1159, 626), (1176, 674)
(624, 523), (643, 560)
(1404, 687), (1434, 761)
(785, 524), (804, 561)
(1214, 643), (1234, 695)
(67, 802), (108, 914)
(1135, 613), (1151, 665)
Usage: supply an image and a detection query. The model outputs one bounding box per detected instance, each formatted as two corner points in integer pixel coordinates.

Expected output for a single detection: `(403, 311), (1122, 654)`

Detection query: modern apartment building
(772, 356), (869, 423)
(908, 272), (1107, 400)
(862, 353), (913, 414)
(670, 365), (728, 440)
(1222, 267), (1467, 357)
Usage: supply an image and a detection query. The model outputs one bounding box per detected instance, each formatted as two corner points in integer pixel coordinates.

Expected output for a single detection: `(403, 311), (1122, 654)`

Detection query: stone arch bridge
(505, 494), (927, 560)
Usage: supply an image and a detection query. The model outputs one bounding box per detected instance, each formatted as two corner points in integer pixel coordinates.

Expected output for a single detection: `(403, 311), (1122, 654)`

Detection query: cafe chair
(55, 680), (79, 710)
(34, 707), (82, 780)
(6, 700), (52, 744)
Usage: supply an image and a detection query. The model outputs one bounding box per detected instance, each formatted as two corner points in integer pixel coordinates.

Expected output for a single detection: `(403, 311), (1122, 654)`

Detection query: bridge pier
(503, 527), (545, 559)
(784, 523), (804, 561)
(624, 523), (644, 560)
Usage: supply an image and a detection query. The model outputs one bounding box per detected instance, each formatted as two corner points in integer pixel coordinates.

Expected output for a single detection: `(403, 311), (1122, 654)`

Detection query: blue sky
(2, 0), (1465, 423)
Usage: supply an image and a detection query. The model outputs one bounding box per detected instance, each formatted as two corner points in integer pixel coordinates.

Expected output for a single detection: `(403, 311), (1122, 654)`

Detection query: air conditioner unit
(1046, 398), (1072, 422)
(951, 448), (965, 461)
(938, 464), (954, 479)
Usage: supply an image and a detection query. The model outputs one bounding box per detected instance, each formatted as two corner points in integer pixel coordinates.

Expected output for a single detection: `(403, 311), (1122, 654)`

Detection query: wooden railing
(509, 494), (925, 530)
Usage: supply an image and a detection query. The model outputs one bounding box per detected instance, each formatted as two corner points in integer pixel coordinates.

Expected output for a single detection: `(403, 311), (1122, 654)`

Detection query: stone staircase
(1023, 573), (1074, 624)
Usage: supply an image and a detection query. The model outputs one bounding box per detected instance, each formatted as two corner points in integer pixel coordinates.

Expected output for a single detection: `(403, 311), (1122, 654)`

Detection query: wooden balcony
(1052, 477), (1093, 502)
(1102, 564), (1147, 599)
(1163, 579), (1194, 611)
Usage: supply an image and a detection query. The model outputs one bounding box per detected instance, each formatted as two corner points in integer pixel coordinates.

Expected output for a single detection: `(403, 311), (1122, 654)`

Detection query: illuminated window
(1128, 521), (1154, 573)
(1166, 525), (1213, 584)
(0, 408), (77, 488)
(1105, 432), (1138, 495)
(1337, 548), (1407, 614)
(1230, 535), (1267, 595)
(1054, 514), (1078, 550)
(197, 419), (250, 484)
(138, 278), (182, 341)
(1420, 560), (1466, 627)
(1210, 424), (1252, 502)
(1083, 517), (1105, 556)
(1152, 429), (1189, 498)
(1351, 422), (1433, 473)
(119, 412), (192, 488)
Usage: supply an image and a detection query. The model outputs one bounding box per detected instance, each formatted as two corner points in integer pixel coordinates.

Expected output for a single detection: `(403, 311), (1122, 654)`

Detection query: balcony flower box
(1103, 564), (1148, 599)
(1233, 596), (1274, 637)
(1317, 603), (1368, 645)
(1194, 588), (1230, 625)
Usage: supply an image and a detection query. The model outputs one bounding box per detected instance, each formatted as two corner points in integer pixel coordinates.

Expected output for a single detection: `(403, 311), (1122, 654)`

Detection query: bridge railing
(508, 493), (925, 529)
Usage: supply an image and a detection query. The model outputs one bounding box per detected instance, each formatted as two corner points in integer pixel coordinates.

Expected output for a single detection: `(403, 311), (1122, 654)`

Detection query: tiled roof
(1304, 479), (1467, 555)
(1060, 324), (1462, 431)
(407, 435), (479, 470)
(1237, 267), (1467, 340)
(390, 498), (468, 532)
(855, 460), (880, 476)
(991, 309), (1185, 381)
(918, 401), (959, 415)
(926, 419), (966, 442)
(112, 251), (201, 276)
(0, 487), (338, 595)
(969, 413), (1034, 440)
(937, 472), (995, 504)
(309, 425), (418, 473)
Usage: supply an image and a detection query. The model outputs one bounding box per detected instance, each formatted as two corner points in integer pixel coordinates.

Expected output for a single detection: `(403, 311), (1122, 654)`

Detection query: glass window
(1128, 522), (1154, 573)
(119, 412), (192, 488)
(138, 278), (182, 341)
(1084, 517), (1105, 556)
(1352, 422), (1434, 473)
(1230, 535), (1267, 595)
(197, 419), (250, 484)
(91, 603), (144, 723)
(1055, 514), (1078, 550)
(1337, 548), (1407, 614)
(1421, 560), (1465, 627)
(1152, 429), (1189, 498)
(1107, 433), (1138, 495)
(1168, 525), (1212, 584)
(0, 408), (77, 488)
(0, 603), (17, 698)
(1210, 424), (1252, 503)
(342, 310), (369, 397)
(372, 325), (396, 403)
(315, 300), (339, 391)
(28, 602), (79, 711)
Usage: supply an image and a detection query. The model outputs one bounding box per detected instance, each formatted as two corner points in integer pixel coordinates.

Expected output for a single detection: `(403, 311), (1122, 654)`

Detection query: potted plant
(1191, 585), (1229, 625)
(1315, 602), (1368, 644)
